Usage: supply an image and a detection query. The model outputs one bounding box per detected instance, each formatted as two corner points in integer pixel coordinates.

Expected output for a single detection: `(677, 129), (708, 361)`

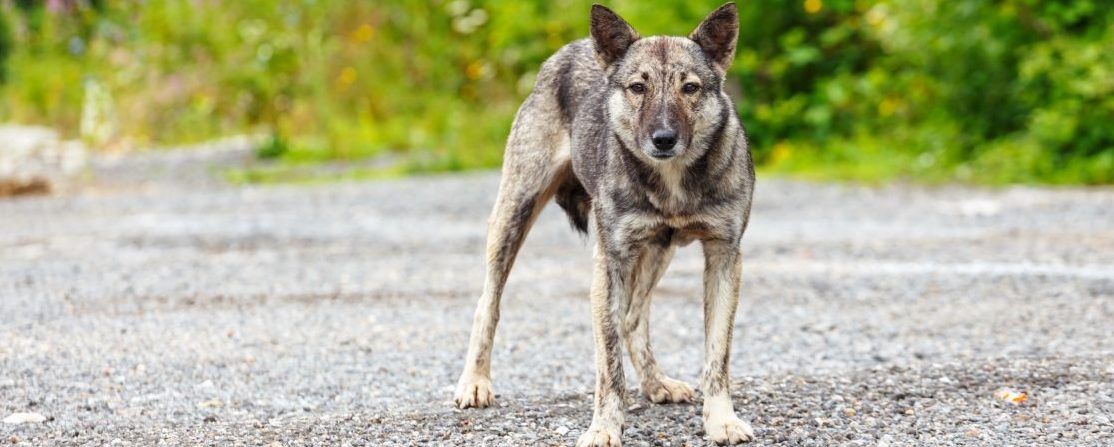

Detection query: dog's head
(591, 3), (738, 164)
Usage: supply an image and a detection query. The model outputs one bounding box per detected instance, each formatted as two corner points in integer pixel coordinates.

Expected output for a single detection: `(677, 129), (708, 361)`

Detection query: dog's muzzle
(649, 129), (679, 159)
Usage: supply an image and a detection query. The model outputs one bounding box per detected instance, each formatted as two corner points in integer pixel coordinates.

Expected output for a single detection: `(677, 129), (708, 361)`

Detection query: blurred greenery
(0, 0), (1112, 184)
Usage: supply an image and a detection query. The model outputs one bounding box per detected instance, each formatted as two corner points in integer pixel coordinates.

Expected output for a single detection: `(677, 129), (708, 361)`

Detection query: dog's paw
(454, 375), (495, 409)
(643, 376), (694, 404)
(576, 424), (622, 447)
(704, 415), (755, 445)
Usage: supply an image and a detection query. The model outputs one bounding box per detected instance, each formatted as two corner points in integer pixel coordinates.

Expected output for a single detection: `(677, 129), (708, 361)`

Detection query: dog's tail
(554, 176), (590, 235)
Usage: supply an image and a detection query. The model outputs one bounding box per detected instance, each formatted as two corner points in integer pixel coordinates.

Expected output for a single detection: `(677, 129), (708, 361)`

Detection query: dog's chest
(648, 164), (688, 211)
(619, 185), (738, 245)
(669, 215), (726, 246)
(622, 211), (726, 247)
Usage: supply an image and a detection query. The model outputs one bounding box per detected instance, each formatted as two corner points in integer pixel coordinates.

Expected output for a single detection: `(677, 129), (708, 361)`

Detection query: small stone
(199, 399), (224, 408)
(842, 407), (856, 417)
(3, 412), (46, 425)
(555, 426), (569, 436)
(965, 428), (979, 438)
(903, 408), (915, 416)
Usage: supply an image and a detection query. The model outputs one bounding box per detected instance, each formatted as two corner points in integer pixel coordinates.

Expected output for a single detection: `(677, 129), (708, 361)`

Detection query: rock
(555, 426), (569, 436)
(3, 412), (47, 424)
(0, 125), (87, 196)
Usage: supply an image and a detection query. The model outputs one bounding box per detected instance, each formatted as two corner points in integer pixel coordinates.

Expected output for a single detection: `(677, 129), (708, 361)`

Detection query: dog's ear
(590, 4), (639, 67)
(689, 2), (739, 72)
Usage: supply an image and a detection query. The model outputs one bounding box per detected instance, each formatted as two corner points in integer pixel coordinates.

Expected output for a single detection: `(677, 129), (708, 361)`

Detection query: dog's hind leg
(624, 243), (694, 404)
(454, 93), (571, 409)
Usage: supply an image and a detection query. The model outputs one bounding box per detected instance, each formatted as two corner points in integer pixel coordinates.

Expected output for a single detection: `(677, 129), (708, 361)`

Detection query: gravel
(1, 152), (1112, 446)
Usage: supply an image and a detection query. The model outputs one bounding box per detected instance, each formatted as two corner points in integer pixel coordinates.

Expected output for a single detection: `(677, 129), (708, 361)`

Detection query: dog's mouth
(643, 142), (685, 161)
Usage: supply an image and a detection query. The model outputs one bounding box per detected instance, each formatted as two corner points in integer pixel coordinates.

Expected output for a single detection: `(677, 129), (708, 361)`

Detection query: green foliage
(750, 0), (1114, 184)
(255, 132), (289, 160)
(0, 9), (10, 83)
(0, 0), (1111, 184)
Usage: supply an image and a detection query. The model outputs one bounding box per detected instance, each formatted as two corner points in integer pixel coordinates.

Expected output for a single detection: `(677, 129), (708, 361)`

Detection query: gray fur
(455, 3), (756, 445)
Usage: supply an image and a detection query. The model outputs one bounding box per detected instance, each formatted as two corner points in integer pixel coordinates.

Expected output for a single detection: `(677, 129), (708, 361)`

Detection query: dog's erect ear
(590, 4), (639, 66)
(689, 2), (739, 71)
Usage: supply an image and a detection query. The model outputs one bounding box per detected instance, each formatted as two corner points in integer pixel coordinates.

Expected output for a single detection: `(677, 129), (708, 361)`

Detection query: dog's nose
(651, 129), (678, 150)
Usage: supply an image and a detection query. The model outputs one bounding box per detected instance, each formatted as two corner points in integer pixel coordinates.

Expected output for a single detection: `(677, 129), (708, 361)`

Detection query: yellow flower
(804, 0), (822, 14)
(878, 98), (899, 117)
(339, 67), (358, 85)
(769, 141), (793, 164)
(465, 61), (489, 81)
(352, 24), (375, 43)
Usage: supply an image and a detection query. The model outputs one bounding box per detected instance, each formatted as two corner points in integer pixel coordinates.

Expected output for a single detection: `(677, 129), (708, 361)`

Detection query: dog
(454, 3), (755, 445)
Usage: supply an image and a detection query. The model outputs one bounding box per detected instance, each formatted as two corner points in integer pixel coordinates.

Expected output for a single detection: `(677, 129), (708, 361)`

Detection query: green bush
(748, 0), (1114, 184)
(0, 0), (1111, 183)
(0, 8), (10, 83)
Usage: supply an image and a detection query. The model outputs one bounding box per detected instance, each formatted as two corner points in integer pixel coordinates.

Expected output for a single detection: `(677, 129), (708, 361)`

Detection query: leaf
(994, 388), (1028, 405)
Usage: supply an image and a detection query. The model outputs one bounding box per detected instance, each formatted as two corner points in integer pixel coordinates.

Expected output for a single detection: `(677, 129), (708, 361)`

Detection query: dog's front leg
(700, 240), (754, 444)
(624, 244), (694, 404)
(578, 240), (633, 447)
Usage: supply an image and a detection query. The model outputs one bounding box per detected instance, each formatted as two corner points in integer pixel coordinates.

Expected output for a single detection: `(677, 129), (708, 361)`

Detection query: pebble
(3, 412), (46, 425)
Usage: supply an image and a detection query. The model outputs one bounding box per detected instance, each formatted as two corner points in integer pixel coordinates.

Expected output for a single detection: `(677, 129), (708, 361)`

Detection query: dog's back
(518, 39), (603, 234)
(537, 39), (603, 129)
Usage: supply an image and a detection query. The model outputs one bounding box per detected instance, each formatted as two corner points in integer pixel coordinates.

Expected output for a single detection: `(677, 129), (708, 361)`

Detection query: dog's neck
(613, 125), (742, 215)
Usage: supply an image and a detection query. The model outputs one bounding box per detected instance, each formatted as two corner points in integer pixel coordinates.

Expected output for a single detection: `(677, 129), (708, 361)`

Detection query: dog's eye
(628, 83), (646, 94)
(682, 82), (701, 94)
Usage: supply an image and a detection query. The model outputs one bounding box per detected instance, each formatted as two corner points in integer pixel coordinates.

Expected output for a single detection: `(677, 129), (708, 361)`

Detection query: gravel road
(1, 153), (1112, 446)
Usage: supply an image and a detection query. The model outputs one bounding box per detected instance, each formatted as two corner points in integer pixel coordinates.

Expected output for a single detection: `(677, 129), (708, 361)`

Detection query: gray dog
(455, 3), (755, 445)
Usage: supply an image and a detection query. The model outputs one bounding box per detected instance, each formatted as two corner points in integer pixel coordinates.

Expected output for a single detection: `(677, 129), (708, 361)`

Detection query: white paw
(705, 415), (755, 444)
(643, 376), (694, 404)
(576, 424), (622, 447)
(454, 374), (495, 409)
